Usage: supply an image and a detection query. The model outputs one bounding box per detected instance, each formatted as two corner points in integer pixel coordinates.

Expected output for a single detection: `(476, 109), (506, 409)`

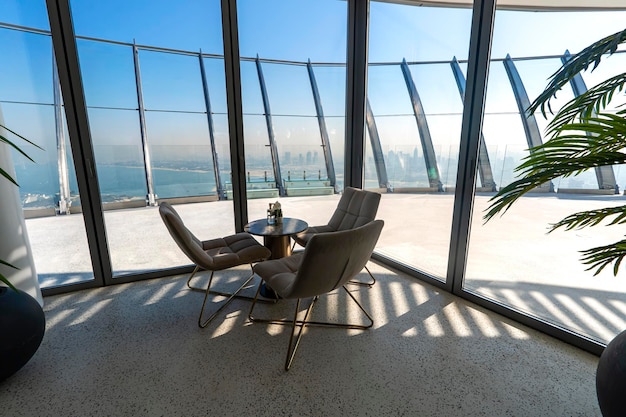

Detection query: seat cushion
(253, 253), (303, 297)
(293, 188), (380, 249)
(202, 233), (271, 270)
(327, 187), (381, 231)
(292, 225), (335, 247)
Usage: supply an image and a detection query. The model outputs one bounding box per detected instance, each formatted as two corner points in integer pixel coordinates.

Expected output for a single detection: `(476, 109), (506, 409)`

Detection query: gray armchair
(159, 202), (271, 328)
(292, 186), (381, 286)
(249, 219), (384, 370)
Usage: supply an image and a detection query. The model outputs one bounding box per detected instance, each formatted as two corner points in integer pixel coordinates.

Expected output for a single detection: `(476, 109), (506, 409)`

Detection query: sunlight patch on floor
(582, 296), (626, 331)
(466, 306), (501, 338)
(69, 299), (112, 326)
(556, 293), (613, 341)
(424, 313), (445, 337)
(45, 307), (76, 330)
(388, 281), (410, 317)
(144, 281), (179, 305)
(530, 290), (578, 329)
(443, 303), (473, 337)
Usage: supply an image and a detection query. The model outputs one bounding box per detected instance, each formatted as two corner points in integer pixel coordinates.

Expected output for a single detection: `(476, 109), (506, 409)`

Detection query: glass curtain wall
(237, 0), (347, 228)
(367, 2), (472, 279)
(69, 0), (234, 277)
(0, 2), (95, 289)
(464, 7), (626, 345)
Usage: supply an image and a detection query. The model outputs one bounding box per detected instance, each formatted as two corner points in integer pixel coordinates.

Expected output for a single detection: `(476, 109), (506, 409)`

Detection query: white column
(0, 109), (43, 306)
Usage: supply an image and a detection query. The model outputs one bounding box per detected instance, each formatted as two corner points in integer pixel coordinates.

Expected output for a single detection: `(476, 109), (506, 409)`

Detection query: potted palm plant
(483, 28), (626, 417)
(0, 122), (46, 381)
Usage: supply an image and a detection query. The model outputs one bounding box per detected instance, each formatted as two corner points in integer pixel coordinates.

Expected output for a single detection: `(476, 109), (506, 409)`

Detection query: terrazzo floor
(0, 262), (601, 417)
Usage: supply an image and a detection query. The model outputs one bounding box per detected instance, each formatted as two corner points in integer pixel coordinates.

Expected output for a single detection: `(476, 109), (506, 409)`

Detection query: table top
(244, 217), (308, 237)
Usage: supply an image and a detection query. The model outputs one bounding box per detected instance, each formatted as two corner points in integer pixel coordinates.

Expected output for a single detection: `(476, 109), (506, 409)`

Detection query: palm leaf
(484, 114), (626, 221)
(0, 166), (19, 186)
(580, 239), (626, 276)
(528, 28), (626, 117)
(550, 206), (626, 231)
(0, 125), (42, 159)
(0, 124), (40, 290)
(484, 29), (626, 276)
(0, 124), (43, 187)
(544, 73), (626, 133)
(0, 260), (18, 291)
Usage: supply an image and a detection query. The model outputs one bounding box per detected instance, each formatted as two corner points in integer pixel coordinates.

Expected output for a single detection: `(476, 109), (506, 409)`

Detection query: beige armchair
(159, 202), (271, 328)
(249, 219), (384, 370)
(292, 186), (381, 286)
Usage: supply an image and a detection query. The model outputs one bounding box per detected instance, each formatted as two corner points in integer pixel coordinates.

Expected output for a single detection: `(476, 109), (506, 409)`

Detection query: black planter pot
(596, 329), (626, 417)
(0, 287), (46, 381)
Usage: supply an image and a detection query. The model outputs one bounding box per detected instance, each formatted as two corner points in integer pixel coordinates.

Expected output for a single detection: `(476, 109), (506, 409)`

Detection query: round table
(244, 217), (308, 259)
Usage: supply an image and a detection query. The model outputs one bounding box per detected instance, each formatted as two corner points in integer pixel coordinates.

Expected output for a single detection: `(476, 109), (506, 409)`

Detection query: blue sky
(1, 1), (626, 191)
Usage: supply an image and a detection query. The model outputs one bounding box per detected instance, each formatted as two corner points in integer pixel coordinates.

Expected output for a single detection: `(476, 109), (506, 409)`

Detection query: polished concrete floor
(25, 192), (626, 345)
(0, 262), (601, 416)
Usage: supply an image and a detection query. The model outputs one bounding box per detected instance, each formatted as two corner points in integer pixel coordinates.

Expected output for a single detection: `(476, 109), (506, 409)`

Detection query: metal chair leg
(347, 264), (376, 287)
(197, 270), (256, 328)
(187, 264), (275, 328)
(187, 264), (276, 306)
(249, 285), (372, 329)
(248, 284), (374, 370)
(285, 297), (317, 371)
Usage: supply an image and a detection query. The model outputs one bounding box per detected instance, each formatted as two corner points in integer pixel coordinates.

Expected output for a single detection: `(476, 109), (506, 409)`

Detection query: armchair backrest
(327, 187), (381, 231)
(159, 202), (214, 270)
(287, 220), (384, 299)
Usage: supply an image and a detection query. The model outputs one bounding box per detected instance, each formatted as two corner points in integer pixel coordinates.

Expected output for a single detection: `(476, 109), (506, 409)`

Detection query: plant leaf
(528, 28), (626, 118)
(0, 132), (38, 163)
(0, 259), (18, 291)
(0, 166), (19, 186)
(580, 239), (626, 276)
(550, 206), (626, 232)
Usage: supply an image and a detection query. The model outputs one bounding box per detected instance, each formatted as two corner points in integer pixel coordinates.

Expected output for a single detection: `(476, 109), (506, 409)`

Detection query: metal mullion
(400, 58), (443, 191)
(345, 0), (369, 189)
(52, 50), (71, 215)
(132, 42), (157, 206)
(307, 61), (336, 190)
(446, 0), (496, 294)
(255, 57), (285, 196)
(199, 50), (224, 200)
(221, 0), (247, 232)
(502, 55), (545, 150)
(450, 57), (496, 191)
(45, 0), (111, 289)
(502, 54), (554, 192)
(561, 50), (617, 192)
(364, 99), (390, 190)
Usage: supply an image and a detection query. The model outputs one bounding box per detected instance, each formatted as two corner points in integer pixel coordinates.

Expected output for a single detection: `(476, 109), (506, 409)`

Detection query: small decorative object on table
(267, 201), (282, 225)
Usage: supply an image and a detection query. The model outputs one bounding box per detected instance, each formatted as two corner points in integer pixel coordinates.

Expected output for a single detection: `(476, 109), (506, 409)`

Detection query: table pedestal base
(263, 235), (292, 259)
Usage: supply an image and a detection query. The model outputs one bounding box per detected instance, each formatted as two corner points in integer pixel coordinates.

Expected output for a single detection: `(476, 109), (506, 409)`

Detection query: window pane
(238, 0), (347, 227)
(464, 7), (626, 345)
(367, 1), (472, 279)
(0, 8), (94, 289)
(71, 0), (233, 277)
